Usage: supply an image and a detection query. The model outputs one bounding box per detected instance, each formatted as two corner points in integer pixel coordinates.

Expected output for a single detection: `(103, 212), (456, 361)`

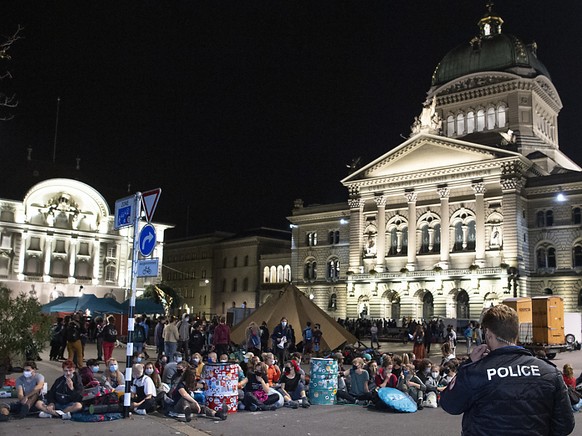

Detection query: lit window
(477, 110), (485, 131)
(456, 113), (465, 135)
(447, 115), (455, 137)
(304, 259), (317, 282)
(466, 111), (475, 133)
(487, 107), (495, 130)
(498, 105), (507, 128)
(326, 258), (340, 282)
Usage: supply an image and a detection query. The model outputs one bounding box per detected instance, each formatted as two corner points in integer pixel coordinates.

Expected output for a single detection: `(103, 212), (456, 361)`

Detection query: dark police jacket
(440, 346), (575, 436)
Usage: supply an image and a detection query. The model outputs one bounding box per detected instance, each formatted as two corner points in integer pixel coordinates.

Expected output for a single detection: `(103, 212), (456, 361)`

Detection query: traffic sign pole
(123, 192), (142, 418)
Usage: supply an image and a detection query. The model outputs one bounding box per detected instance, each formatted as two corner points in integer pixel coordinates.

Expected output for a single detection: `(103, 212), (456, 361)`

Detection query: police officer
(440, 304), (575, 436)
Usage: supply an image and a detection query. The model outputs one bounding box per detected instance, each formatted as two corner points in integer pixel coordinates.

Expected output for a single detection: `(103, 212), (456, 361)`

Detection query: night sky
(1, 1), (581, 239)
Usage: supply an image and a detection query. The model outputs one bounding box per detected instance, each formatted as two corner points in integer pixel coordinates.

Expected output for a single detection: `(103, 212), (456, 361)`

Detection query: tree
(0, 285), (52, 372)
(0, 25), (23, 120)
(141, 282), (182, 316)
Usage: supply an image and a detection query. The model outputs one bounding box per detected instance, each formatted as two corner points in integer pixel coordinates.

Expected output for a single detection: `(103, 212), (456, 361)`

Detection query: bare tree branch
(0, 25), (24, 60)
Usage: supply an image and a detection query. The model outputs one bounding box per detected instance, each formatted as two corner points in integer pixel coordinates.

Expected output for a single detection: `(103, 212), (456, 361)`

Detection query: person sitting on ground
(169, 361), (191, 390)
(337, 357), (374, 405)
(243, 362), (280, 411)
(416, 358), (433, 386)
(102, 358), (125, 392)
(80, 359), (101, 389)
(36, 360), (83, 419)
(162, 352), (183, 384)
(391, 355), (403, 379)
(168, 368), (227, 421)
(440, 342), (455, 366)
(131, 363), (157, 415)
(440, 364), (457, 387)
(189, 352), (204, 380)
(367, 359), (379, 391)
(263, 353), (281, 387)
(563, 363), (577, 389)
(290, 352), (306, 382)
(375, 356), (398, 389)
(206, 351), (218, 364)
(397, 363), (426, 410)
(425, 364), (446, 396)
(279, 360), (310, 408)
(144, 361), (164, 393)
(5, 361), (45, 419)
(133, 351), (146, 364)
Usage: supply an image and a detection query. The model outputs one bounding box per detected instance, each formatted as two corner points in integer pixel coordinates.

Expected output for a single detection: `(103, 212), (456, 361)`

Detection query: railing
(349, 267), (506, 281)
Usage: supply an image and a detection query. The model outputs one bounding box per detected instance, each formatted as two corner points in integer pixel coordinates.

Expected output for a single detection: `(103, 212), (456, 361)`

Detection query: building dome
(431, 7), (550, 87)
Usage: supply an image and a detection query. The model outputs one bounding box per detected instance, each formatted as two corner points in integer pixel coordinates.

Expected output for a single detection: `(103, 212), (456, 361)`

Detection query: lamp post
(507, 267), (519, 298)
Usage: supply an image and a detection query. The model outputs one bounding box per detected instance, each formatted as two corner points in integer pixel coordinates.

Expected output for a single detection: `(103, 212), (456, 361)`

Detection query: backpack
(251, 333), (260, 348)
(134, 324), (146, 343)
(304, 327), (313, 341)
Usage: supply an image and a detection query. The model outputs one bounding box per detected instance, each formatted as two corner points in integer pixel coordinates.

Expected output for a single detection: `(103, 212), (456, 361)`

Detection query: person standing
(94, 316), (104, 362)
(65, 313), (84, 368)
(154, 316), (166, 358)
(440, 304), (575, 435)
(463, 322), (474, 355)
(412, 325), (425, 360)
(271, 318), (292, 364)
(49, 318), (65, 361)
(302, 322), (314, 355)
(313, 323), (323, 355)
(178, 314), (191, 358)
(370, 323), (380, 349)
(163, 316), (180, 359)
(212, 316), (231, 357)
(260, 321), (270, 351)
(102, 315), (118, 363)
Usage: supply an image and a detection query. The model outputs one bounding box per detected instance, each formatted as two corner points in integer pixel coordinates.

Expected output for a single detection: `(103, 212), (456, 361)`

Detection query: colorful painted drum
(202, 363), (239, 413)
(308, 358), (338, 405)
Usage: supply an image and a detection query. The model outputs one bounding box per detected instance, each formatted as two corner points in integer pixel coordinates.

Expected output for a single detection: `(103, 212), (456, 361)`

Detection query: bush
(0, 285), (52, 369)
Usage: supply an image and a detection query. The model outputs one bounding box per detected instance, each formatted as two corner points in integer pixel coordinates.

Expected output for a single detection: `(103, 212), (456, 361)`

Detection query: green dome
(432, 12), (550, 87)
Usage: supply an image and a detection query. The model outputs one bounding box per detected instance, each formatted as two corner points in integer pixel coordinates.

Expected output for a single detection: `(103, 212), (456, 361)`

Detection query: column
(472, 182), (486, 266)
(405, 191), (417, 270)
(17, 232), (28, 280)
(501, 176), (523, 268)
(374, 196), (386, 272)
(348, 198), (364, 273)
(92, 239), (101, 285)
(68, 239), (77, 279)
(438, 187), (450, 268)
(43, 235), (53, 281)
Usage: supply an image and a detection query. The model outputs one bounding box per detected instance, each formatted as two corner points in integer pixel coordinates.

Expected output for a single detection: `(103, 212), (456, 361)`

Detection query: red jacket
(213, 323), (230, 345)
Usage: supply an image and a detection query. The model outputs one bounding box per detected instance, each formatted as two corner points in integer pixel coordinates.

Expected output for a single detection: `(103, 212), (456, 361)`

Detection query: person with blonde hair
(103, 358), (125, 392)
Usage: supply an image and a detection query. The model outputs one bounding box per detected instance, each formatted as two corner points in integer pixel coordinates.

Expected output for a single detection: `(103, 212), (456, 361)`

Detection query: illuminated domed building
(289, 6), (582, 321)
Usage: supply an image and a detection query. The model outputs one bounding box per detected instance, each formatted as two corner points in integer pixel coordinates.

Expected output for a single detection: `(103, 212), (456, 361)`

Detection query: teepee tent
(231, 284), (357, 351)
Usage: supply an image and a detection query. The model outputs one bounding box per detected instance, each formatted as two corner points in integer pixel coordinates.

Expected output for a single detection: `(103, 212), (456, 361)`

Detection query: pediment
(343, 134), (515, 183)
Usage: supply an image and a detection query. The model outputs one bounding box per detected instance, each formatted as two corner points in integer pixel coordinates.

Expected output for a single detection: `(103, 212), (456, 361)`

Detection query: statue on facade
(410, 96), (442, 135)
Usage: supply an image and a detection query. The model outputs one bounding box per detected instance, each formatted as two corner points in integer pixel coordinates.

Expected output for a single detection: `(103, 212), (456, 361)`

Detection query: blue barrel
(308, 358), (338, 405)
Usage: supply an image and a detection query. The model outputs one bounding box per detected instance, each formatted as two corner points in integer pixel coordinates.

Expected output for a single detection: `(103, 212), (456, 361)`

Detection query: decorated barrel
(308, 358), (338, 405)
(202, 363), (239, 413)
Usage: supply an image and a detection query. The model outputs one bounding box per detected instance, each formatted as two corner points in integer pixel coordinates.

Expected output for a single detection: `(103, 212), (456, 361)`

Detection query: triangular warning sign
(141, 188), (161, 222)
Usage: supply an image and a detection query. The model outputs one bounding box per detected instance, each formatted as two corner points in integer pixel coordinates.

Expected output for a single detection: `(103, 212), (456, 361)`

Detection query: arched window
(457, 290), (470, 319)
(326, 257), (340, 281)
(423, 292), (434, 320)
(454, 222), (463, 251)
(537, 246), (556, 269)
(498, 104), (507, 128)
(263, 267), (270, 282)
(105, 264), (116, 282)
(328, 293), (337, 310)
(419, 225), (430, 254)
(270, 266), (277, 283)
(434, 223), (441, 252)
(477, 109), (485, 131)
(573, 246), (582, 268)
(536, 211), (545, 227)
(401, 227), (408, 255)
(277, 265), (284, 282)
(546, 210), (554, 226)
(543, 288), (553, 295)
(284, 265), (291, 282)
(466, 111), (475, 133)
(548, 247), (556, 268)
(573, 208), (582, 225)
(467, 221), (476, 251)
(486, 107), (496, 130)
(456, 113), (465, 135)
(304, 259), (317, 282)
(388, 228), (398, 255)
(447, 115), (455, 137)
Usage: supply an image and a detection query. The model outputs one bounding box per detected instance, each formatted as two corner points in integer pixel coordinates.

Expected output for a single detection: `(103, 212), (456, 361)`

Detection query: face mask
(220, 359), (227, 363)
(284, 367), (291, 374)
(193, 358), (200, 364)
(92, 366), (100, 373)
(403, 370), (410, 377)
(352, 365), (358, 370)
(243, 358), (249, 363)
(136, 357), (143, 363)
(432, 372), (439, 379)
(23, 370), (32, 378)
(424, 368), (431, 375)
(176, 369), (183, 375)
(145, 368), (154, 375)
(110, 365), (118, 372)
(207, 357), (213, 363)
(175, 357), (183, 363)
(281, 322), (287, 327)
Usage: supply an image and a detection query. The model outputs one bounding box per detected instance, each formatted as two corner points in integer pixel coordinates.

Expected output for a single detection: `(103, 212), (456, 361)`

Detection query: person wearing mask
(337, 357), (374, 405)
(271, 317), (292, 365)
(6, 361), (44, 419)
(162, 352), (184, 385)
(144, 361), (163, 393)
(102, 316), (118, 363)
(94, 317), (104, 362)
(259, 321), (270, 351)
(279, 361), (310, 408)
(397, 363), (426, 410)
(36, 360), (83, 419)
(189, 324), (205, 356)
(168, 368), (227, 421)
(212, 316), (231, 357)
(79, 359), (101, 389)
(440, 304), (575, 436)
(131, 363), (157, 415)
(375, 356), (398, 389)
(102, 358), (125, 392)
(133, 351), (146, 364)
(163, 316), (180, 359)
(313, 323), (323, 355)
(65, 313), (84, 369)
(189, 352), (204, 380)
(242, 362), (279, 411)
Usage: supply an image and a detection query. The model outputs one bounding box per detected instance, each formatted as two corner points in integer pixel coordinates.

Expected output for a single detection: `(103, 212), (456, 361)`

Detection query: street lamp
(507, 267), (519, 298)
